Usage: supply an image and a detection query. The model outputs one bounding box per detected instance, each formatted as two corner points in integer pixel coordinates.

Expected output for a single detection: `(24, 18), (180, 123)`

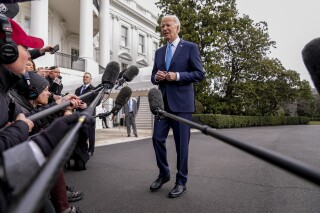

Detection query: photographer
(46, 66), (63, 96)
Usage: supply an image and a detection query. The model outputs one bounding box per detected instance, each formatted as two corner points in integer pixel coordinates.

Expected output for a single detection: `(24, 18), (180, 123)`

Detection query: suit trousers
(88, 120), (96, 153)
(125, 112), (137, 136)
(152, 112), (191, 185)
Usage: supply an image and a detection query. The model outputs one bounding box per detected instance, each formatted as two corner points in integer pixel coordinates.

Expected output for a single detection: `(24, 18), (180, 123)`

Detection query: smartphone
(50, 44), (59, 54)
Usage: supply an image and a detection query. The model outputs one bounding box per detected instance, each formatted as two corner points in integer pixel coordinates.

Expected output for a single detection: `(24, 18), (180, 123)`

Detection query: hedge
(192, 114), (310, 129)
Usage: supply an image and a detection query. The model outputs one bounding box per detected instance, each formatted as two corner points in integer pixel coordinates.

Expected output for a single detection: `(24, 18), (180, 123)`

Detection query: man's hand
(39, 46), (53, 55)
(155, 71), (167, 81)
(165, 71), (177, 81)
(57, 94), (81, 109)
(78, 101), (87, 110)
(15, 113), (34, 132)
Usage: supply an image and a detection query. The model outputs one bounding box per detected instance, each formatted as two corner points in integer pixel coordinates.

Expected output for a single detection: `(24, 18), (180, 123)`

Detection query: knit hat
(28, 71), (49, 94)
(15, 71), (49, 99)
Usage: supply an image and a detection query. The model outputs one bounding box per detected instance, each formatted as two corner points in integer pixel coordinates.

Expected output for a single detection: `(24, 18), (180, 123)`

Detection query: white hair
(162, 15), (181, 27)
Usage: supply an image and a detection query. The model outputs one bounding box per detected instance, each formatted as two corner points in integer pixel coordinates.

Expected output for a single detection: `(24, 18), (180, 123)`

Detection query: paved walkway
(95, 127), (153, 146)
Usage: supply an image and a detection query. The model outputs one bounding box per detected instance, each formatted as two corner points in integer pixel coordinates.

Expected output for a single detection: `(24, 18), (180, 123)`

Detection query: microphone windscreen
(118, 69), (127, 80)
(148, 88), (164, 115)
(102, 61), (120, 88)
(302, 37), (320, 92)
(123, 65), (139, 82)
(115, 86), (132, 106)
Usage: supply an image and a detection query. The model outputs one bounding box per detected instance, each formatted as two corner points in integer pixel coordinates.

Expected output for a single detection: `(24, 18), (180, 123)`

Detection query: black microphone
(115, 65), (139, 89)
(95, 86), (132, 118)
(102, 61), (120, 89)
(148, 88), (165, 119)
(302, 37), (320, 93)
(117, 68), (127, 80)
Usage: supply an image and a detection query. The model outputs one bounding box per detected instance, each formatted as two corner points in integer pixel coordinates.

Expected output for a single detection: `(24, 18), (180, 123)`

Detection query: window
(121, 63), (128, 71)
(152, 41), (158, 59)
(24, 17), (30, 35)
(71, 48), (79, 61)
(121, 26), (128, 47)
(138, 34), (145, 53)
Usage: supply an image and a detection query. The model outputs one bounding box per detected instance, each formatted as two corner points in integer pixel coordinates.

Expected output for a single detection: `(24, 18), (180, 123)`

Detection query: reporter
(9, 71), (81, 134)
(0, 15), (84, 212)
(0, 14), (43, 150)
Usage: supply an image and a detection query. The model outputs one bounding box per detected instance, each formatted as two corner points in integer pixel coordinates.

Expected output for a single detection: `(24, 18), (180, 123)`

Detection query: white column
(79, 0), (93, 60)
(132, 26), (138, 65)
(79, 0), (98, 74)
(30, 0), (54, 68)
(99, 0), (110, 68)
(112, 15), (120, 61)
(30, 0), (48, 44)
(147, 34), (153, 66)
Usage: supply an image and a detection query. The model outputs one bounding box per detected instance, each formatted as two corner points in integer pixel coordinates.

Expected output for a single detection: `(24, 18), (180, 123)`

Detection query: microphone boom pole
(28, 85), (104, 122)
(10, 85), (107, 213)
(157, 109), (320, 187)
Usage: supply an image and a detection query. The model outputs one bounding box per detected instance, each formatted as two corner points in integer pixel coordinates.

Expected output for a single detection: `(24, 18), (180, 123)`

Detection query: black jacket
(45, 76), (63, 96)
(0, 65), (29, 152)
(8, 89), (61, 135)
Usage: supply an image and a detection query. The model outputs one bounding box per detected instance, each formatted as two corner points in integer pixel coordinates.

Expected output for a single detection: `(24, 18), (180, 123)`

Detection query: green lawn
(309, 121), (320, 125)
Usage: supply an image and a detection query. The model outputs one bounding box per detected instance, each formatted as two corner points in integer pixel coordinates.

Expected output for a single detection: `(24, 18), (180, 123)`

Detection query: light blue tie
(165, 43), (173, 70)
(128, 99), (132, 112)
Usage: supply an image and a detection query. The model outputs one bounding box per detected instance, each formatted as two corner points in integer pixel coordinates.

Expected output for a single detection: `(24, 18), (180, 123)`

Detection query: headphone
(0, 14), (18, 64)
(22, 72), (39, 100)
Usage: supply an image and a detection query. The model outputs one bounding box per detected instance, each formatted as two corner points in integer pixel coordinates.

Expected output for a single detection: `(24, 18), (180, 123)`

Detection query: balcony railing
(54, 52), (85, 71)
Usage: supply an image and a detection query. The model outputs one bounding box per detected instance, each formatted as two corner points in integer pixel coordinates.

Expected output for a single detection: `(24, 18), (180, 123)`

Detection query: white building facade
(16, 0), (160, 92)
(15, 0), (160, 129)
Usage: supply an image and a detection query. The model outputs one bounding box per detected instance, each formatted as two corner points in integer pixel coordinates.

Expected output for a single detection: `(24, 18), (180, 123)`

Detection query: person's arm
(176, 43), (205, 83)
(151, 50), (160, 85)
(2, 141), (45, 196)
(28, 46), (53, 60)
(136, 96), (140, 110)
(0, 121), (29, 152)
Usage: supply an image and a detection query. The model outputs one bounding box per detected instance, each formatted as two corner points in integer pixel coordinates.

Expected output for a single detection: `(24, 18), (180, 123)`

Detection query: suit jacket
(75, 84), (96, 114)
(122, 97), (140, 116)
(151, 39), (204, 113)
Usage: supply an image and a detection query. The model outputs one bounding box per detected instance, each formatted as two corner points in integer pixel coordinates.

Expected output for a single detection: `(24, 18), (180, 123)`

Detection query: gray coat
(122, 97), (140, 116)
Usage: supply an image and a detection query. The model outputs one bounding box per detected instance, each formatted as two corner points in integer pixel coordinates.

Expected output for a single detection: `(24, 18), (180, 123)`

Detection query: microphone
(302, 37), (320, 93)
(115, 65), (139, 89)
(117, 68), (127, 80)
(53, 76), (62, 85)
(102, 61), (120, 90)
(148, 88), (165, 119)
(95, 86), (132, 118)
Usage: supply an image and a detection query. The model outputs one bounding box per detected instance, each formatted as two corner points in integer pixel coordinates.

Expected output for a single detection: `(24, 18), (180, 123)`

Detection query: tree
(296, 80), (316, 116)
(155, 0), (302, 115)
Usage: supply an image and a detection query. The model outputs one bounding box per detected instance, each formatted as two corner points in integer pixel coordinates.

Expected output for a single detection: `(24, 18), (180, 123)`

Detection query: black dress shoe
(168, 183), (186, 198)
(150, 175), (170, 191)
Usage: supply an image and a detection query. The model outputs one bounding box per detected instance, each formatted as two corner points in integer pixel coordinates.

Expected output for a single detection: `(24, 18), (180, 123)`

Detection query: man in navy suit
(75, 72), (97, 156)
(150, 15), (205, 198)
